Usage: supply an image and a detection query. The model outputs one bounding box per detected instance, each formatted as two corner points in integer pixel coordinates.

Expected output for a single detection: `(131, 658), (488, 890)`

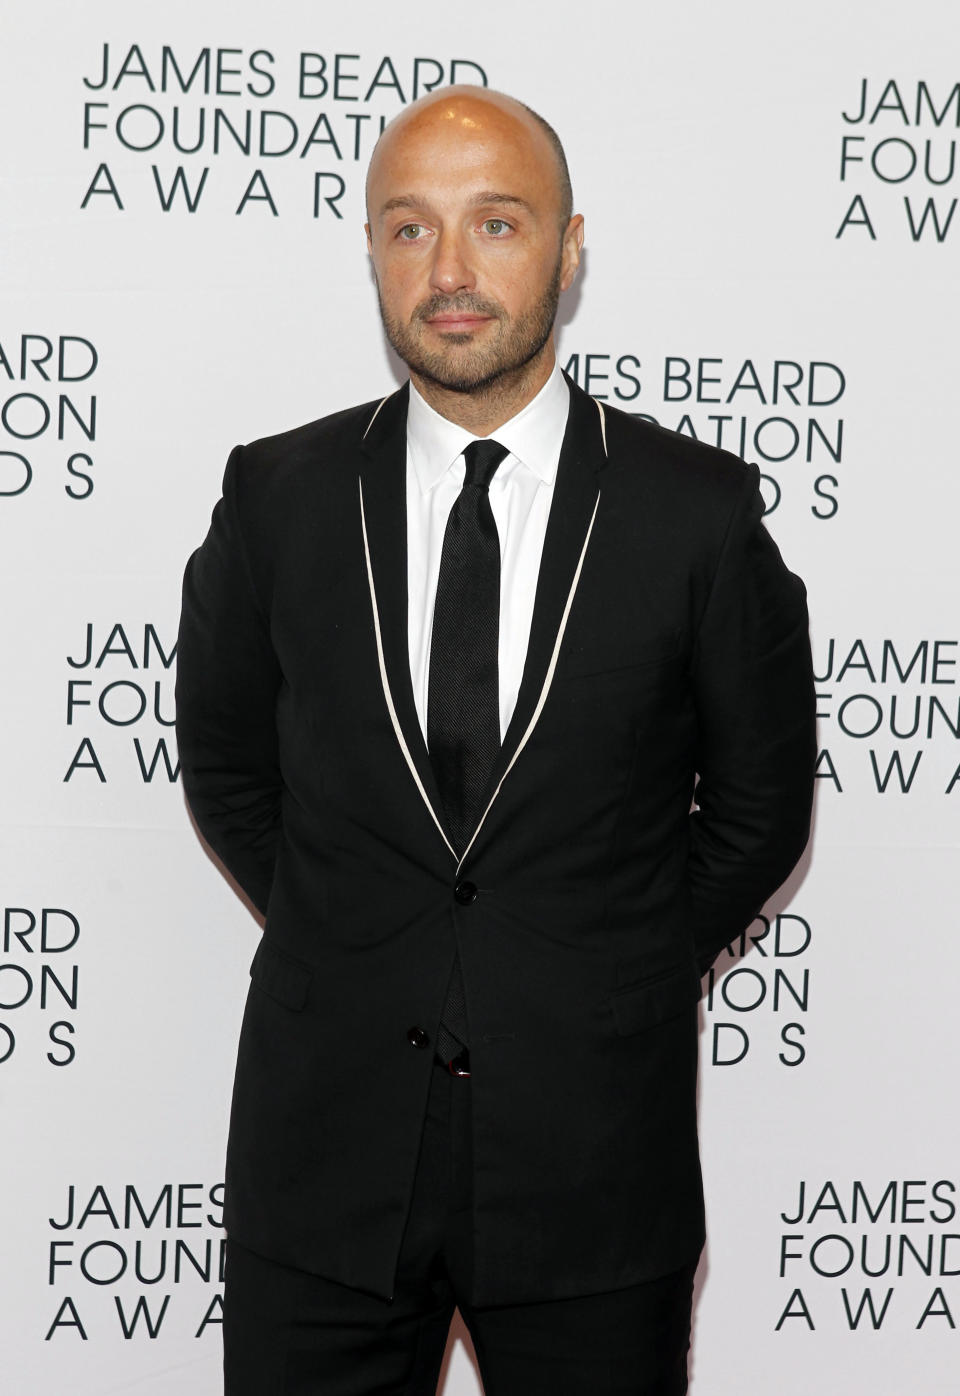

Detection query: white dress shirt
(406, 361), (571, 742)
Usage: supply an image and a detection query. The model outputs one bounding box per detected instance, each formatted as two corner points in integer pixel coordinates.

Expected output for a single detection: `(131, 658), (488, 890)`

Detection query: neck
(410, 340), (556, 436)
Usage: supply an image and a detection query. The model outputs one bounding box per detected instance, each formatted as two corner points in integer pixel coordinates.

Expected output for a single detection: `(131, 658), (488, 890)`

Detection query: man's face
(365, 93), (582, 396)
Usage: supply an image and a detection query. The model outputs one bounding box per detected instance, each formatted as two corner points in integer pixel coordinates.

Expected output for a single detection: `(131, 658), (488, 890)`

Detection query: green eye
(399, 224), (423, 239)
(483, 219), (509, 235)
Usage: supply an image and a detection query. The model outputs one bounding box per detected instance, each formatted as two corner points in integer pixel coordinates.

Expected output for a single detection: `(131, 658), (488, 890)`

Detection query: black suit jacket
(175, 375), (816, 1305)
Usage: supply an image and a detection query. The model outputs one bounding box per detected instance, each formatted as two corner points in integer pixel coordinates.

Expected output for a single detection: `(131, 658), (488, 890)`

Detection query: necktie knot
(463, 438), (509, 492)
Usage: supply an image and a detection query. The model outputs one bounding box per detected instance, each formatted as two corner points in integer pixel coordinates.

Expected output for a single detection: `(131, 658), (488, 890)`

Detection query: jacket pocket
(249, 941), (312, 1011)
(609, 964), (699, 1037)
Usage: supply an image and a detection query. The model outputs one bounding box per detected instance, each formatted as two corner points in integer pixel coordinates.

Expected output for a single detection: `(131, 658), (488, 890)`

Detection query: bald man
(177, 87), (816, 1395)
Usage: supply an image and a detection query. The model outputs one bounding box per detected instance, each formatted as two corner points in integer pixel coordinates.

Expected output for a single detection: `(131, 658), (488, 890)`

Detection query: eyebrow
(471, 192), (534, 212)
(378, 191), (534, 217)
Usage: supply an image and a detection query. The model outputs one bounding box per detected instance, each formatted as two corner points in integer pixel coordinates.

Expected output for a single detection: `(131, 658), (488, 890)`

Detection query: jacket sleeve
(688, 464), (817, 974)
(175, 446), (282, 916)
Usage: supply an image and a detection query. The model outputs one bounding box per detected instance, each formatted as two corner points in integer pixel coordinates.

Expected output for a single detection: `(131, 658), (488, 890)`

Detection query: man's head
(365, 87), (583, 417)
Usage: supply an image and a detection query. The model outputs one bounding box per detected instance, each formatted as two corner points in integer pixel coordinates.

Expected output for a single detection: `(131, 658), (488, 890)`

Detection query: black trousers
(223, 1058), (698, 1395)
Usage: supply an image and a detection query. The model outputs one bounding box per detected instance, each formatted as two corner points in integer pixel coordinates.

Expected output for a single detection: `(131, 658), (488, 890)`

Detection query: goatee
(377, 259), (562, 396)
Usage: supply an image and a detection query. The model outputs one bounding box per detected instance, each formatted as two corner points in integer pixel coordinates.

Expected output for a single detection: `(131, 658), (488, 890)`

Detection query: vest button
(454, 880), (478, 905)
(407, 1026), (430, 1049)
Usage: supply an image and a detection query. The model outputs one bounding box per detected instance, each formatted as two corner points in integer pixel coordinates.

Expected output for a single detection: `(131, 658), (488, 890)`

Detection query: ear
(364, 221), (373, 254)
(559, 215), (584, 292)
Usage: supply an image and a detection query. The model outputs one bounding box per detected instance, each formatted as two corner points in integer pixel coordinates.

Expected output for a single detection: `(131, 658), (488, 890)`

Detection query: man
(176, 86), (816, 1395)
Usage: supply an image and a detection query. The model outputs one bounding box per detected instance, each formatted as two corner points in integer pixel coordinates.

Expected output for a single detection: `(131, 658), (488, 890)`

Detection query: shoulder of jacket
(238, 393), (392, 469)
(221, 390), (400, 515)
(592, 392), (756, 503)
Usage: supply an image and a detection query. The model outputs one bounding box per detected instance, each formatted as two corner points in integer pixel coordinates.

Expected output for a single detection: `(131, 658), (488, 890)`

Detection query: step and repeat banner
(2, 2), (957, 1392)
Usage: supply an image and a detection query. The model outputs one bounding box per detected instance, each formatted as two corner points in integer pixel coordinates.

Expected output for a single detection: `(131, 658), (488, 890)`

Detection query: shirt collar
(407, 360), (570, 494)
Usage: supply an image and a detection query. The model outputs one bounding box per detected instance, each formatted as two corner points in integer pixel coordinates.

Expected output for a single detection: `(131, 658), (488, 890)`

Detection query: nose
(429, 228), (476, 296)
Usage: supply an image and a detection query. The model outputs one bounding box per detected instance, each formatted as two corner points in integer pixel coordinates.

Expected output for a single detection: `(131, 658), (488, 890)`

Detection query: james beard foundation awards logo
(836, 78), (960, 242)
(77, 42), (490, 221)
(0, 332), (99, 500)
(45, 1181), (224, 1341)
(776, 1177), (959, 1332)
(814, 635), (960, 796)
(562, 351), (844, 525)
(64, 621), (178, 785)
(703, 912), (813, 1069)
(0, 907), (80, 1068)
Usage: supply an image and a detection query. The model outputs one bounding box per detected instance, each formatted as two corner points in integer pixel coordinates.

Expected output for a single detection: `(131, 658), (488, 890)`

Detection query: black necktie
(428, 438), (508, 1057)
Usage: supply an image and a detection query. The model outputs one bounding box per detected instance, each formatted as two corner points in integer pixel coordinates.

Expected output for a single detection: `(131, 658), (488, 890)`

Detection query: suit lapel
(357, 375), (608, 870)
(357, 383), (456, 860)
(459, 378), (607, 866)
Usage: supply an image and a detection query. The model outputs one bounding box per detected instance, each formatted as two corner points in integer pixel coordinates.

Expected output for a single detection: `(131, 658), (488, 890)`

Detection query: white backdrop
(2, 2), (958, 1392)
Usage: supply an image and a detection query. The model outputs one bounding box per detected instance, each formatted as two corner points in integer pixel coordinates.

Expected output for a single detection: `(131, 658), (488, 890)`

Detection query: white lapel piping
(455, 398), (608, 870)
(358, 479), (457, 861)
(362, 394), (390, 440)
(455, 486), (602, 874)
(359, 392), (608, 873)
(596, 398), (608, 454)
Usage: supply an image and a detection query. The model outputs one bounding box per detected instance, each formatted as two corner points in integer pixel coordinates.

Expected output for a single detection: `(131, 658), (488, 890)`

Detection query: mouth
(423, 313), (495, 334)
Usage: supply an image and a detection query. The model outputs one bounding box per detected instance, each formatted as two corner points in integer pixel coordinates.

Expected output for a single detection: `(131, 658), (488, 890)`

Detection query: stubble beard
(377, 258), (562, 398)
